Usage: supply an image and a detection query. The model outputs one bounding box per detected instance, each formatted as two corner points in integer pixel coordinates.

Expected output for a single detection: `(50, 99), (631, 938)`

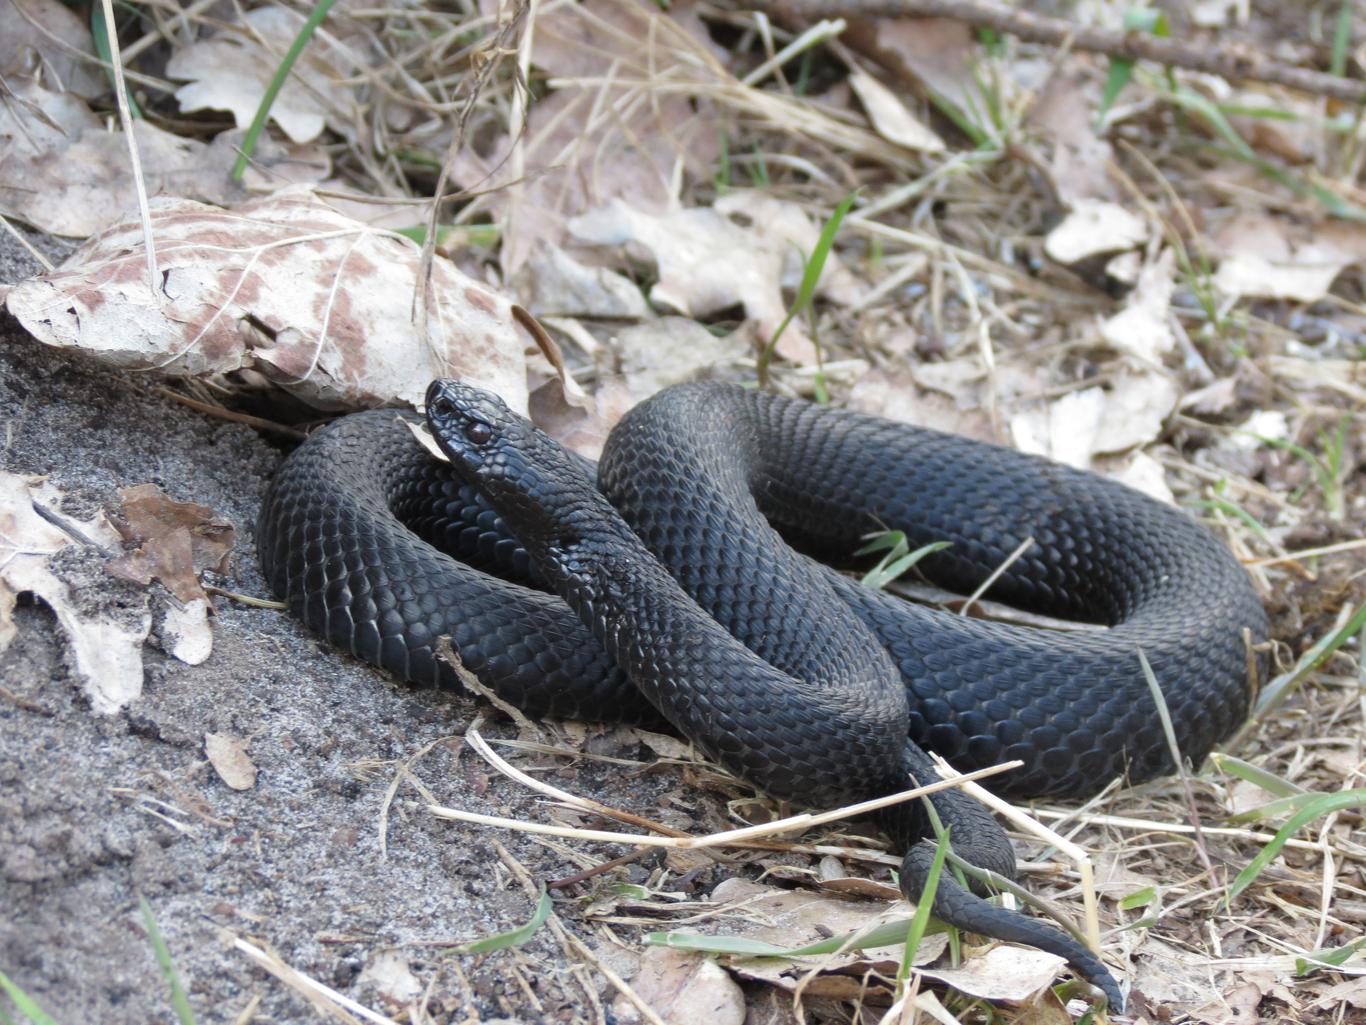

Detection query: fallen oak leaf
(5, 188), (531, 412)
(106, 484), (234, 605)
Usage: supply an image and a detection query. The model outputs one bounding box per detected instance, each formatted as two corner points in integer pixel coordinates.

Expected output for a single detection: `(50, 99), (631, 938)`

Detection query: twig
(759, 0), (1366, 104)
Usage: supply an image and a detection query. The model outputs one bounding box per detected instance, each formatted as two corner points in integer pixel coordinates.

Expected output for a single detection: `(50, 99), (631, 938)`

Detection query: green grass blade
(1208, 753), (1305, 798)
(756, 192), (857, 386)
(1225, 790), (1352, 826)
(647, 915), (941, 958)
(1332, 1), (1354, 78)
(1118, 886), (1156, 912)
(1226, 790), (1366, 905)
(448, 885), (552, 954)
(139, 897), (195, 1025)
(1255, 601), (1366, 717)
(0, 973), (60, 1025)
(854, 530), (908, 558)
(90, 4), (142, 120)
(862, 541), (952, 591)
(1297, 936), (1366, 975)
(231, 0), (341, 181)
(896, 830), (950, 995)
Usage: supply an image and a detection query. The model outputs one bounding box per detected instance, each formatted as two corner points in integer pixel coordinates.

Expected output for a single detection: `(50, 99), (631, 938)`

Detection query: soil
(0, 228), (698, 1025)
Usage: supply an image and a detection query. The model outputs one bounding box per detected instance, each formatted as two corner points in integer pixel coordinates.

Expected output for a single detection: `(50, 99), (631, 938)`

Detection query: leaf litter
(1, 0), (1365, 1022)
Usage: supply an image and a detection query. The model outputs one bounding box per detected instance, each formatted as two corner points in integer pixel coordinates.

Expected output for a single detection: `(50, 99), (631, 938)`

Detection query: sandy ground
(0, 228), (706, 1025)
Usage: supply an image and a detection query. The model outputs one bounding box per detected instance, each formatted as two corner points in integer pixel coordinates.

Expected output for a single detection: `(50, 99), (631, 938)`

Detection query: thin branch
(759, 0), (1366, 104)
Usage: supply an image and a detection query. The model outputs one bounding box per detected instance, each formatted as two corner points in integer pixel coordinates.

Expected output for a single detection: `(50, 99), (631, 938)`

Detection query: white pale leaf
(1044, 199), (1148, 264)
(848, 68), (945, 152)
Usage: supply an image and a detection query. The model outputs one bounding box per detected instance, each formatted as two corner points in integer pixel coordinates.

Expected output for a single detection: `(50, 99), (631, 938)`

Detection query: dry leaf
(708, 876), (946, 998)
(451, 0), (721, 275)
(1100, 248), (1176, 363)
(917, 945), (1067, 1004)
(0, 473), (149, 713)
(512, 244), (651, 320)
(1029, 65), (1115, 204)
(0, 0), (105, 99)
(0, 78), (246, 236)
(1212, 212), (1366, 302)
(205, 732), (257, 790)
(620, 948), (745, 1025)
(609, 318), (749, 403)
(168, 6), (362, 144)
(570, 196), (855, 365)
(5, 189), (530, 411)
(358, 949), (422, 1007)
(106, 484), (234, 605)
(845, 17), (980, 118)
(1010, 372), (1178, 473)
(1044, 199), (1148, 265)
(848, 68), (945, 152)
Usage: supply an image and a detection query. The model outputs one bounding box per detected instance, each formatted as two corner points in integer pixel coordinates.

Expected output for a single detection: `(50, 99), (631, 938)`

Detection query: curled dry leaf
(1010, 372), (1179, 490)
(204, 731), (258, 790)
(0, 473), (149, 713)
(167, 5), (363, 144)
(844, 16), (980, 120)
(0, 79), (245, 237)
(847, 68), (946, 153)
(1100, 248), (1177, 363)
(1028, 65), (1116, 204)
(5, 189), (530, 412)
(0, 0), (105, 99)
(106, 483), (234, 605)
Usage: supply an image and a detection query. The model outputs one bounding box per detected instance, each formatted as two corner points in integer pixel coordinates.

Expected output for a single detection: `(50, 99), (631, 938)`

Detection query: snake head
(425, 378), (599, 547)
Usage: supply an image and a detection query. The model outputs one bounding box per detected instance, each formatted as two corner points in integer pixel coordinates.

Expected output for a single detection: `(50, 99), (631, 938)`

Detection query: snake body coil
(258, 381), (1268, 1011)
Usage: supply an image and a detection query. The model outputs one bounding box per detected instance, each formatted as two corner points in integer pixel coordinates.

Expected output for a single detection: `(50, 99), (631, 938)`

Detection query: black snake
(257, 380), (1269, 1011)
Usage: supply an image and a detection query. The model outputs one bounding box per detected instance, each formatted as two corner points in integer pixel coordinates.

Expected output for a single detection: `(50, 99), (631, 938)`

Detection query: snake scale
(257, 380), (1269, 1011)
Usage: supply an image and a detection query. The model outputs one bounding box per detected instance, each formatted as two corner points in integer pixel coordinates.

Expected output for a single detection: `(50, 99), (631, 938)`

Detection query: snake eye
(464, 420), (493, 445)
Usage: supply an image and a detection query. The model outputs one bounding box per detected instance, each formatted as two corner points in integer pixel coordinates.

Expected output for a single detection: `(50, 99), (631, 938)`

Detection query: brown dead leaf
(844, 17), (980, 119)
(1029, 65), (1116, 204)
(168, 6), (363, 144)
(0, 78), (246, 236)
(0, 473), (149, 713)
(452, 0), (721, 275)
(5, 189), (531, 411)
(1, 0), (105, 99)
(205, 732), (257, 790)
(106, 483), (234, 605)
(619, 948), (745, 1025)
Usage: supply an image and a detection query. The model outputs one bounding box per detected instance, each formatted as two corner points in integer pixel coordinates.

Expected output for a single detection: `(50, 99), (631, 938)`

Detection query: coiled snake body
(258, 381), (1268, 1010)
